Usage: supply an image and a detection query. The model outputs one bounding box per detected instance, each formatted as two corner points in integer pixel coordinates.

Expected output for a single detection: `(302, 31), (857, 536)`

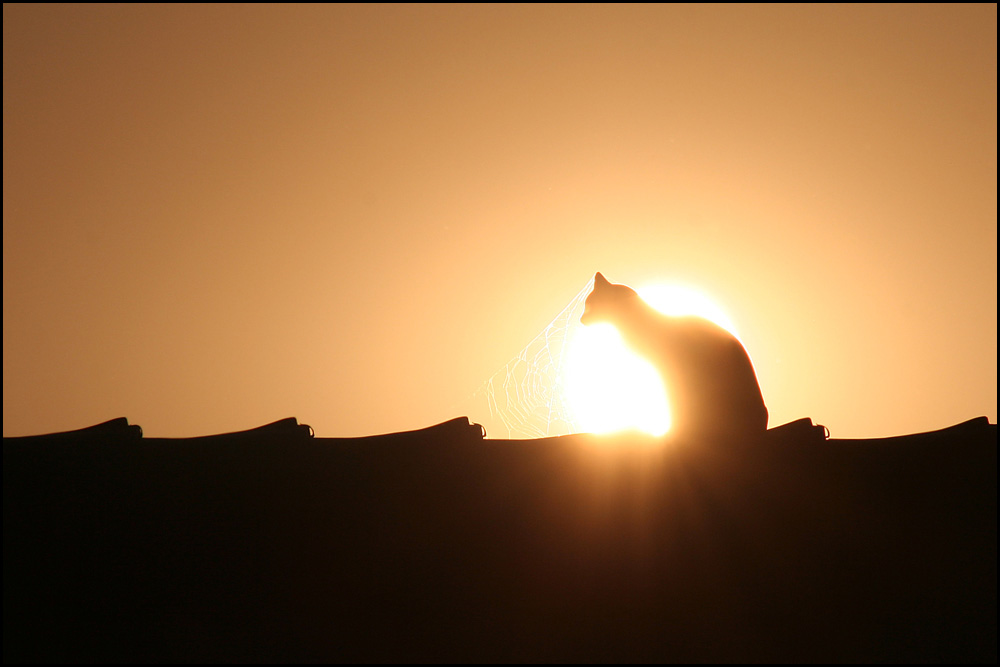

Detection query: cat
(581, 272), (768, 440)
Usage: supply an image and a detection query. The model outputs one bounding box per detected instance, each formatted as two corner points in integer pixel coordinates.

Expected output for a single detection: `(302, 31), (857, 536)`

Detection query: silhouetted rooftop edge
(4, 414), (994, 446)
(4, 414), (995, 662)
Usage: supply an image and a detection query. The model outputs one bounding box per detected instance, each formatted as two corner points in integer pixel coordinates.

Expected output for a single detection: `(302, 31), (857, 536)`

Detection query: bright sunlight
(566, 283), (739, 436)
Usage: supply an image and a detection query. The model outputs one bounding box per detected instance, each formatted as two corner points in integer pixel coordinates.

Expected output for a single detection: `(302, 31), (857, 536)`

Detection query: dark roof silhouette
(4, 416), (996, 662)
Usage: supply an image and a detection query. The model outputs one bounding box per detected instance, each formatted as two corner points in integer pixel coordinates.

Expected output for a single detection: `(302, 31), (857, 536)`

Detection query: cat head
(581, 272), (640, 325)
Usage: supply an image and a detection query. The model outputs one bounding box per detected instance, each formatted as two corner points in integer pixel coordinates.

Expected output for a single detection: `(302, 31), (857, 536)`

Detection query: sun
(636, 284), (740, 340)
(564, 283), (739, 436)
(564, 322), (671, 436)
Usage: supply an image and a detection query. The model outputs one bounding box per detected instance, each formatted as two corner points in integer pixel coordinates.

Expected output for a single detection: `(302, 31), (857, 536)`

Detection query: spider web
(470, 278), (594, 439)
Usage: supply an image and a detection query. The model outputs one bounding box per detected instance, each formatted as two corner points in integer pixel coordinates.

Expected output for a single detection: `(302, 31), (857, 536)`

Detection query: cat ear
(594, 272), (610, 286)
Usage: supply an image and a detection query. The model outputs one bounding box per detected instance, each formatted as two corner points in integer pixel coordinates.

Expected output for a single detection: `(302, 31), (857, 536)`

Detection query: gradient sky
(4, 4), (996, 438)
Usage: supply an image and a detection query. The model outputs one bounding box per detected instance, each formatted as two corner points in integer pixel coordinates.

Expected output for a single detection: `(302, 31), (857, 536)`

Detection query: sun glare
(638, 284), (740, 339)
(565, 323), (671, 436)
(565, 283), (738, 436)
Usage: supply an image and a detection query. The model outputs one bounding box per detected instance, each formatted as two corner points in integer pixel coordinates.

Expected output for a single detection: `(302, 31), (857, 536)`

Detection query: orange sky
(3, 4), (996, 438)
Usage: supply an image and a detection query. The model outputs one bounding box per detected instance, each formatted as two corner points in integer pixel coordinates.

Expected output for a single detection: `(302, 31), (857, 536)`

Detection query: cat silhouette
(581, 272), (768, 440)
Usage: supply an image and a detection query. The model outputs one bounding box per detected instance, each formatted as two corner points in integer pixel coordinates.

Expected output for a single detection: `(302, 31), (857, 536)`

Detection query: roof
(4, 416), (996, 661)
